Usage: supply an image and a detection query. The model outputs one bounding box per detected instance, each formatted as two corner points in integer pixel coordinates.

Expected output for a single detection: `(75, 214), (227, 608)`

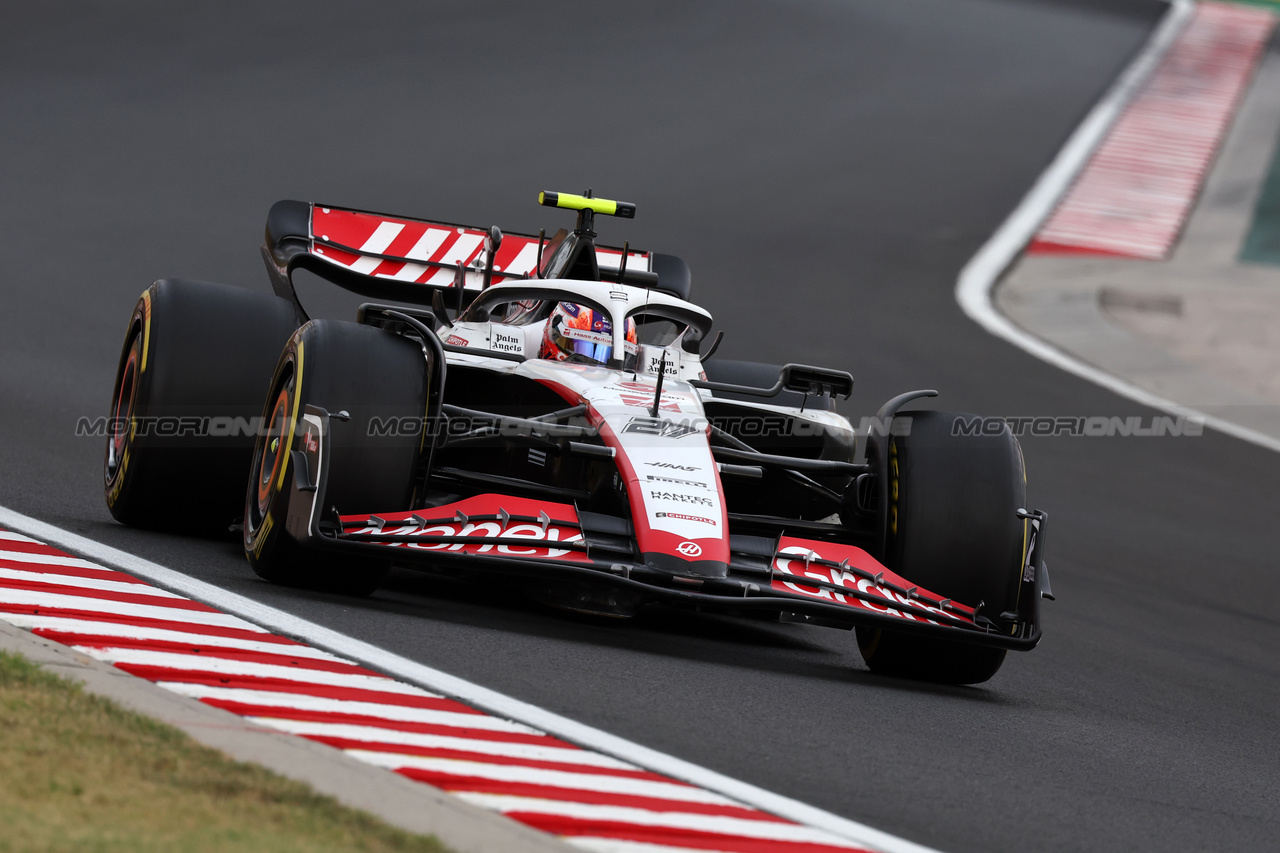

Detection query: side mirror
(780, 364), (854, 400)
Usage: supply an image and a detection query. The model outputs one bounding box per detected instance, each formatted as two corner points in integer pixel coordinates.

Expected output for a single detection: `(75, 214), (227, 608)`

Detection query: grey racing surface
(3, 2), (1277, 851)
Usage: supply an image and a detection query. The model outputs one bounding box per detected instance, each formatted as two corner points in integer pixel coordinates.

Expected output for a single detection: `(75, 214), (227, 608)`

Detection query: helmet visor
(558, 326), (615, 364)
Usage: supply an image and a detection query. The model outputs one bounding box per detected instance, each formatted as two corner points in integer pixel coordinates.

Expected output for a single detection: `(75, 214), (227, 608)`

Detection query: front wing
(286, 407), (1047, 651)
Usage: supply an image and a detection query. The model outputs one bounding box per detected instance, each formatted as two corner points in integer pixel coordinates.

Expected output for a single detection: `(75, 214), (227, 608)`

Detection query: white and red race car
(103, 191), (1050, 684)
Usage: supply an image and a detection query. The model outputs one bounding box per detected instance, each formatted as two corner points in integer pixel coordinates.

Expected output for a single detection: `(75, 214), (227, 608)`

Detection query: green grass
(0, 650), (451, 853)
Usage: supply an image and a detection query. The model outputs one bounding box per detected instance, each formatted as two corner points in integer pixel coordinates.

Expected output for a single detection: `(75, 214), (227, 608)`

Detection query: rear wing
(262, 200), (651, 316)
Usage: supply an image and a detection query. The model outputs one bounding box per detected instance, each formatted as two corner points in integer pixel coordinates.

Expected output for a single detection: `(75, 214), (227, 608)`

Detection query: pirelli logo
(646, 474), (708, 489)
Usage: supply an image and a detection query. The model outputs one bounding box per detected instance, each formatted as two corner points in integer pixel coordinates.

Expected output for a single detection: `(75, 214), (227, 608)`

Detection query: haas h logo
(676, 541), (703, 557)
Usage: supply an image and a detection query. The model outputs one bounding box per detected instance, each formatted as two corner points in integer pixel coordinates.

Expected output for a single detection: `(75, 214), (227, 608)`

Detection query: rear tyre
(856, 410), (1026, 685)
(243, 320), (431, 596)
(103, 280), (299, 533)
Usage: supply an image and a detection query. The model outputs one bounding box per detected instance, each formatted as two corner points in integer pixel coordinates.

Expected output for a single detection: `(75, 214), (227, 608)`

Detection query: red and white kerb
(0, 528), (879, 853)
(1029, 2), (1275, 260)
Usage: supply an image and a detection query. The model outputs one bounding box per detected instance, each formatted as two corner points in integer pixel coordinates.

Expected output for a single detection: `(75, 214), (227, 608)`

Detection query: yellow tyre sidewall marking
(276, 339), (303, 492)
(140, 290), (152, 373)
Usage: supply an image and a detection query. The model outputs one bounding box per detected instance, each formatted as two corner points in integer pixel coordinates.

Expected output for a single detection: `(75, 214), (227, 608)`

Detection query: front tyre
(244, 320), (431, 596)
(857, 410), (1027, 685)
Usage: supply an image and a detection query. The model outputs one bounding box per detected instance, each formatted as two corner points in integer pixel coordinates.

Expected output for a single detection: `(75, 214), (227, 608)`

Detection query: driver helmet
(540, 302), (637, 366)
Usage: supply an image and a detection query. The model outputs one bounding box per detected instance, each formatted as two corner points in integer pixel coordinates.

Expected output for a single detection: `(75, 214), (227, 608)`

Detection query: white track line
(952, 0), (1280, 456)
(0, 502), (940, 853)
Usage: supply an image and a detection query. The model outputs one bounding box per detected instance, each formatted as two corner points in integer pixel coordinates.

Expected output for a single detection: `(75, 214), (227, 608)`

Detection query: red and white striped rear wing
(262, 200), (650, 309)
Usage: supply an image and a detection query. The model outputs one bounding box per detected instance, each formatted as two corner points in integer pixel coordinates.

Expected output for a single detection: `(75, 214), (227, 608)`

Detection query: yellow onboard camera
(538, 191), (636, 219)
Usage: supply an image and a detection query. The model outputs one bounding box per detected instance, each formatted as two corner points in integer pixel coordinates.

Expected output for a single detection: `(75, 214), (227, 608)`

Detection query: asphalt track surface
(3, 2), (1277, 851)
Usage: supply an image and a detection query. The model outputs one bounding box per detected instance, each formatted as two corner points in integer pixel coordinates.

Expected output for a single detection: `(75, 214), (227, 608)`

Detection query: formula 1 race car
(103, 191), (1051, 684)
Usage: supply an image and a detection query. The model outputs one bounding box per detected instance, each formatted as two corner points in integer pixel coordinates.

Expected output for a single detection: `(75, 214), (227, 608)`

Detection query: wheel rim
(256, 383), (292, 518)
(105, 336), (140, 484)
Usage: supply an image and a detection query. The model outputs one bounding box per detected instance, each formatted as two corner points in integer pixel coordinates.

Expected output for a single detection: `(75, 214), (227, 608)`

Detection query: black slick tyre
(856, 410), (1027, 685)
(103, 280), (299, 533)
(243, 320), (431, 596)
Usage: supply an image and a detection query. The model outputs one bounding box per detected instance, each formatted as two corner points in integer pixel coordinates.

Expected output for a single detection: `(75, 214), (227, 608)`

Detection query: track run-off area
(3, 2), (1279, 852)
